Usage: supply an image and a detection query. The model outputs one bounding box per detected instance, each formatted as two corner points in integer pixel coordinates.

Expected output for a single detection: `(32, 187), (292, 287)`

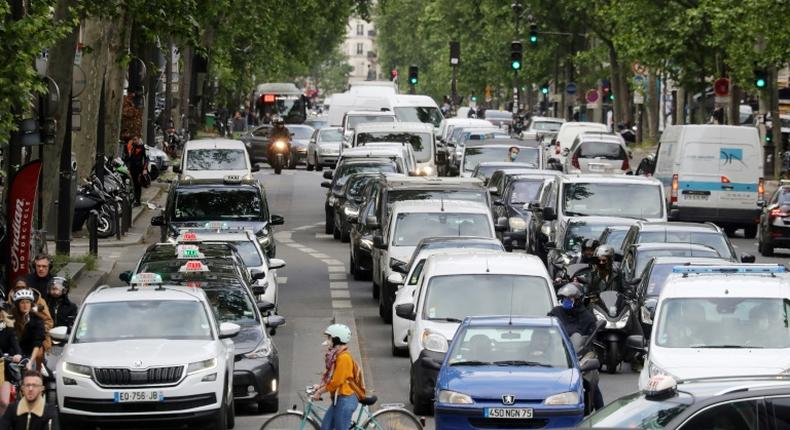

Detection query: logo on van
(720, 148), (745, 167)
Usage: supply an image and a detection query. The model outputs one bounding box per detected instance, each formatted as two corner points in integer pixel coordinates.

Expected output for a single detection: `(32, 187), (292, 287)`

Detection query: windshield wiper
(494, 360), (553, 367)
(689, 344), (761, 349)
(450, 360), (491, 366)
(431, 317), (463, 323)
(564, 211), (587, 216)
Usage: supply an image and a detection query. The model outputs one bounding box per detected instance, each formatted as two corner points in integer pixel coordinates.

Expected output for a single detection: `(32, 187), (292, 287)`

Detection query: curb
(332, 310), (374, 394)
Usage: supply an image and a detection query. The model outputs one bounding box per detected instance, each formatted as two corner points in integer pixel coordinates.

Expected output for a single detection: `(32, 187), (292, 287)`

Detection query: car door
(766, 395), (790, 429)
(678, 398), (768, 430)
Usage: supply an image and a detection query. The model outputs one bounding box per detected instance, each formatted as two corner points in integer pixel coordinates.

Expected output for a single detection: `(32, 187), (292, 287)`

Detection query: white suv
(52, 273), (240, 429)
(175, 138), (258, 180)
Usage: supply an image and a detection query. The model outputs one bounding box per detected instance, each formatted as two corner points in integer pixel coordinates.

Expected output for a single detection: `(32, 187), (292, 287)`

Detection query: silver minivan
(564, 131), (632, 174)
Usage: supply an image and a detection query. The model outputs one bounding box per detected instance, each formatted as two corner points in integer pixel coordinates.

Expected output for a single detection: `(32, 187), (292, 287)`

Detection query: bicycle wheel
(260, 411), (320, 430)
(361, 408), (423, 430)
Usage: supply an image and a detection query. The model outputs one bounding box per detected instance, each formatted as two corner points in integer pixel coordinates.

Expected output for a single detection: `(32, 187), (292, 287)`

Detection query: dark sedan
(491, 176), (551, 251)
(758, 184), (790, 256)
(332, 173), (378, 242)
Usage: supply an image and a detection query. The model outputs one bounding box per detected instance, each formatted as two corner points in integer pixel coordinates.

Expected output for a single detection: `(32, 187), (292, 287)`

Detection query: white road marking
(300, 247), (318, 253)
(332, 300), (352, 309)
(324, 259), (344, 266)
(330, 290), (350, 299)
(310, 253), (330, 259)
(327, 266), (345, 272)
(278, 277), (287, 284)
(315, 233), (334, 240)
(329, 282), (349, 289)
(328, 273), (346, 280)
(293, 225), (315, 231)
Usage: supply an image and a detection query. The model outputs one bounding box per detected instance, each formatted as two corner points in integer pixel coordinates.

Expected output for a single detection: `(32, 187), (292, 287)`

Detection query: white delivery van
(327, 93), (392, 126)
(654, 125), (764, 238)
(353, 122), (437, 176)
(391, 95), (444, 134)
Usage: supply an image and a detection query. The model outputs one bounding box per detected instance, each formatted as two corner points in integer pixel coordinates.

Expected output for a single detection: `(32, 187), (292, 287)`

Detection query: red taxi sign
(130, 272), (163, 285)
(179, 232), (200, 242)
(179, 260), (209, 273)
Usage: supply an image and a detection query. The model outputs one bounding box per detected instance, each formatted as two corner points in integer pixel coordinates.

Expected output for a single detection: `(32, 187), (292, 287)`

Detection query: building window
(359, 63), (365, 75)
(356, 23), (364, 36)
(356, 43), (364, 55)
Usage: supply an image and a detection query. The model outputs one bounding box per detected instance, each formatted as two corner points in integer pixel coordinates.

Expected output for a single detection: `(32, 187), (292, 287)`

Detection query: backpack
(340, 351), (366, 399)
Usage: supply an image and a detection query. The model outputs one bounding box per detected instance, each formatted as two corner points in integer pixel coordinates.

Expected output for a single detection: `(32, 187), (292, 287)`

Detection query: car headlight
(508, 217), (527, 231)
(62, 362), (92, 378)
(343, 205), (359, 218)
(360, 238), (373, 251)
(544, 391), (580, 405)
(187, 358), (217, 375)
(438, 389), (473, 404)
(244, 338), (273, 359)
(421, 330), (449, 353)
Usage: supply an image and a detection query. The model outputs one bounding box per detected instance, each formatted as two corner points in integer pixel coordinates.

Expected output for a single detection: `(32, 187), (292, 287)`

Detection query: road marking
(300, 247), (318, 253)
(328, 273), (346, 280)
(293, 225), (315, 231)
(315, 233), (334, 240)
(329, 281), (349, 289)
(277, 277), (287, 284)
(310, 253), (330, 259)
(323, 259), (344, 266)
(330, 290), (350, 299)
(327, 266), (345, 272)
(332, 300), (352, 309)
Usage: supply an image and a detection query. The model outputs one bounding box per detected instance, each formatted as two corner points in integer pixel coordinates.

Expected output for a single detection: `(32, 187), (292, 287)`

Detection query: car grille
(64, 393), (216, 413)
(94, 366), (184, 387)
(468, 418), (549, 429)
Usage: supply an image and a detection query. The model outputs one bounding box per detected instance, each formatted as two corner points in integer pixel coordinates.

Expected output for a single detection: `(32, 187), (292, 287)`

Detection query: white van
(327, 93), (392, 126)
(353, 122), (437, 176)
(391, 95), (444, 133)
(552, 121), (609, 164)
(654, 125), (764, 238)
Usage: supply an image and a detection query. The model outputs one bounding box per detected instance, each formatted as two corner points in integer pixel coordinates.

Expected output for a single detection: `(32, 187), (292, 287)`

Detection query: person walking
(23, 255), (52, 300)
(0, 370), (58, 429)
(123, 135), (147, 206)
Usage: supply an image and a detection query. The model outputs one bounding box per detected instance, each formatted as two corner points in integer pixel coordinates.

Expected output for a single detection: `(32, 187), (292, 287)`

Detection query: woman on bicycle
(311, 324), (360, 430)
(0, 305), (22, 413)
(7, 280), (52, 335)
(11, 290), (46, 370)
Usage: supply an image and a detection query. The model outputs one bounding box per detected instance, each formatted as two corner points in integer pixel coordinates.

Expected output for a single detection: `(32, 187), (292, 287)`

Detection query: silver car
(564, 131), (632, 174)
(307, 127), (343, 171)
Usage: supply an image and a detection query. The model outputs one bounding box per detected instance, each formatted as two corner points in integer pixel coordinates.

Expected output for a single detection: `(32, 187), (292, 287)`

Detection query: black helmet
(557, 283), (582, 299)
(582, 239), (599, 251)
(273, 116), (284, 126)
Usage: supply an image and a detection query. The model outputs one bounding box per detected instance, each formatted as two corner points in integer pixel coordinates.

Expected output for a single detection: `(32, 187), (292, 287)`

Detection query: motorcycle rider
(579, 239), (599, 264)
(270, 116), (290, 142)
(588, 245), (621, 293)
(44, 278), (77, 331)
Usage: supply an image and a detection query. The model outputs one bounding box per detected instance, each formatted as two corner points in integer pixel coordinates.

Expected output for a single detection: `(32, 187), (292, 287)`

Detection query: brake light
(671, 174), (679, 205)
(721, 176), (731, 184)
(758, 177), (765, 202)
(770, 208), (789, 218)
(555, 142), (560, 154)
(621, 157), (630, 171)
(571, 152), (580, 169)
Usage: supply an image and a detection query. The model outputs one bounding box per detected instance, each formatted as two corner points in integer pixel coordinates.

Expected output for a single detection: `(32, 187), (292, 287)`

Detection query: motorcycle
(589, 289), (639, 374)
(72, 176), (121, 238)
(267, 137), (292, 175)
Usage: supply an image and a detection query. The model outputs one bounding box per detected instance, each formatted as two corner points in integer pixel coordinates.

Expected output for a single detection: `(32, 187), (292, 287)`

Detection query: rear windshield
(334, 162), (397, 191)
(394, 107), (443, 128)
(638, 231), (731, 259)
(564, 222), (610, 252)
(174, 188), (265, 221)
(532, 121), (563, 132)
(578, 141), (626, 159)
(393, 213), (492, 245)
(357, 132), (432, 162)
(463, 147), (540, 172)
(347, 115), (395, 130)
(320, 128), (343, 142)
(509, 180), (543, 204)
(186, 149), (247, 171)
(290, 126), (314, 139)
(563, 183), (663, 219)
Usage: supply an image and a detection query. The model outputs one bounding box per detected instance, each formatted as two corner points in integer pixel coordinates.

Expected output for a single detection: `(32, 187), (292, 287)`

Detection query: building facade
(344, 17), (379, 82)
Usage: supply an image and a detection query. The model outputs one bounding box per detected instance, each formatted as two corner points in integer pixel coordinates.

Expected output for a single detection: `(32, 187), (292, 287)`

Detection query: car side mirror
(252, 285), (266, 296)
(395, 303), (416, 320)
(323, 171), (333, 180)
(542, 207), (556, 221)
(321, 181), (331, 188)
(172, 165), (181, 174)
(264, 315), (285, 328)
(269, 258), (286, 270)
(257, 301), (276, 313)
(119, 270), (133, 284)
(366, 216), (380, 229)
(579, 358), (600, 372)
(151, 215), (164, 226)
(740, 253), (756, 263)
(219, 322), (241, 339)
(251, 164), (260, 172)
(251, 270), (267, 280)
(387, 272), (405, 285)
(495, 216), (508, 232)
(373, 235), (386, 250)
(270, 214), (285, 225)
(50, 326), (69, 342)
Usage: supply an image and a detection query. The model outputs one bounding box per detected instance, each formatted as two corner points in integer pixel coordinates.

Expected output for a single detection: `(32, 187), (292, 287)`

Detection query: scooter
(267, 137), (292, 175)
(589, 289), (638, 374)
(72, 176), (120, 238)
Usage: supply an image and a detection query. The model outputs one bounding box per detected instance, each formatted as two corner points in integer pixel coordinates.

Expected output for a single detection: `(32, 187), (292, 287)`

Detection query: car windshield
(204, 287), (258, 324)
(334, 163), (396, 191)
(448, 326), (570, 368)
(563, 183), (663, 219)
(320, 128), (343, 142)
(357, 132), (432, 162)
(394, 106), (443, 128)
(186, 149), (247, 171)
(564, 222), (611, 252)
(290, 126), (314, 139)
(601, 229), (628, 250)
(656, 298), (790, 348)
(636, 248), (719, 275)
(532, 121), (563, 132)
(578, 391), (692, 429)
(423, 274), (552, 320)
(779, 189), (790, 204)
(463, 147), (540, 172)
(510, 180), (544, 204)
(578, 141), (626, 159)
(638, 231), (732, 259)
(231, 241), (263, 267)
(347, 115), (395, 130)
(174, 188), (264, 221)
(74, 300), (213, 342)
(393, 213), (491, 245)
(345, 176), (374, 198)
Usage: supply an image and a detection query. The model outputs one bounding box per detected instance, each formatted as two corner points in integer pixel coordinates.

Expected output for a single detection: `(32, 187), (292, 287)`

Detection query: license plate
(684, 194), (709, 200)
(588, 164), (605, 172)
(484, 408), (533, 419)
(114, 391), (165, 403)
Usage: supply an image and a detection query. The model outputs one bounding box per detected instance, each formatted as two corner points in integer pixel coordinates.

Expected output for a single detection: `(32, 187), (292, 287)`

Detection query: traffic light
(601, 79), (613, 101)
(529, 24), (538, 45)
(510, 41), (523, 71)
(408, 65), (418, 85)
(754, 68), (768, 89)
(540, 83), (549, 95)
(471, 95), (477, 102)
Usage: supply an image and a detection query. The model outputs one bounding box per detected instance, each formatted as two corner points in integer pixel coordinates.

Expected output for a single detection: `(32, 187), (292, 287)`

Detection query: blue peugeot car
(434, 316), (589, 429)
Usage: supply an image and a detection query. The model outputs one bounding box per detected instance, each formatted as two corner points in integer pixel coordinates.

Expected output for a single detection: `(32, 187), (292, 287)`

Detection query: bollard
(114, 201), (121, 240)
(87, 210), (98, 256)
(121, 198), (131, 234)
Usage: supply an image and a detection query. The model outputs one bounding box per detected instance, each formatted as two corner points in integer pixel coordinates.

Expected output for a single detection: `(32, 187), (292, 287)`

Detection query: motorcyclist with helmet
(579, 239), (599, 264)
(588, 245), (621, 294)
(270, 117), (290, 141)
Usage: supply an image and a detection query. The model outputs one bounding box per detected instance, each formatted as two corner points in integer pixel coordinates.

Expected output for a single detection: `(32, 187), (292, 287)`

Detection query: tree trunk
(618, 63), (632, 126)
(41, 0), (78, 234)
(728, 82), (740, 125)
(164, 38), (173, 129)
(771, 66), (782, 179)
(104, 12), (132, 157)
(606, 43), (621, 126)
(179, 44), (193, 133)
(646, 71), (660, 143)
(675, 87), (685, 125)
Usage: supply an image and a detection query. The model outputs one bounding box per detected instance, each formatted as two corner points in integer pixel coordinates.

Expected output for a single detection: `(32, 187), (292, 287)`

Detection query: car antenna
(440, 196), (445, 212)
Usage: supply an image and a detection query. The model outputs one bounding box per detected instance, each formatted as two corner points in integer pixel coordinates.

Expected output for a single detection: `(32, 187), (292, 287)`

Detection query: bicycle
(260, 386), (424, 430)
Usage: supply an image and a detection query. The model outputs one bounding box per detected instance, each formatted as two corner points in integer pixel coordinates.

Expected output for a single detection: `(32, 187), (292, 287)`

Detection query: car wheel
(391, 325), (408, 357)
(227, 392), (235, 429)
(306, 154), (314, 171)
(325, 210), (333, 234)
(258, 398), (279, 414)
(759, 229), (775, 256)
(744, 224), (757, 239)
(724, 226), (737, 237)
(379, 284), (393, 324)
(333, 222), (341, 240)
(212, 386), (229, 430)
(315, 156), (323, 172)
(372, 277), (380, 300)
(341, 224), (350, 243)
(349, 251), (357, 275)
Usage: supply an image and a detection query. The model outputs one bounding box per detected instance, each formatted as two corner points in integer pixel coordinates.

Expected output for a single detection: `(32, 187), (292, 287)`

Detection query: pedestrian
(123, 135), (147, 206)
(44, 278), (77, 331)
(24, 255), (52, 300)
(310, 324), (365, 430)
(0, 370), (59, 429)
(11, 290), (48, 370)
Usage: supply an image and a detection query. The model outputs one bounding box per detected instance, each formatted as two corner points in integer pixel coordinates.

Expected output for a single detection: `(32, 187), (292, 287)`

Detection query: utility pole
(449, 41), (460, 113)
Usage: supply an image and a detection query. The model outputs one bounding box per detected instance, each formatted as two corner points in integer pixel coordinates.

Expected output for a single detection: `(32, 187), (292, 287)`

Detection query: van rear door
(678, 140), (759, 211)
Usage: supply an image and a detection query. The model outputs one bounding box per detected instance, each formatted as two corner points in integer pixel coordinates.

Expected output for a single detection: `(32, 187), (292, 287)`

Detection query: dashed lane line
(330, 290), (350, 299)
(315, 233), (334, 240)
(323, 259), (344, 266)
(327, 266), (345, 272)
(332, 300), (352, 309)
(328, 273), (346, 280)
(309, 253), (331, 259)
(329, 281), (349, 289)
(278, 277), (287, 284)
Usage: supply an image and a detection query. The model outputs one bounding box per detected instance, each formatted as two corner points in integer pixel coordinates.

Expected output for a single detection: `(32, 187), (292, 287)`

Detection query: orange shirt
(325, 351), (354, 396)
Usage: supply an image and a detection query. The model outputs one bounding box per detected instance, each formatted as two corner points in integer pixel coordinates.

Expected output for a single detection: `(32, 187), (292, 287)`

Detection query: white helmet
(324, 324), (352, 344)
(13, 289), (35, 304)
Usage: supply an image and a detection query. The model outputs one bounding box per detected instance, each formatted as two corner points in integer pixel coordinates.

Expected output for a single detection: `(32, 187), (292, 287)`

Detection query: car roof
(632, 242), (718, 251)
(173, 178), (261, 189)
(424, 252), (548, 277)
(184, 139), (246, 149)
(576, 131), (624, 142)
(341, 147), (402, 157)
(319, 126), (343, 132)
(661, 272), (790, 299)
(478, 162), (536, 169)
(85, 284), (207, 304)
(380, 175), (484, 189)
(390, 199), (491, 214)
(567, 216), (640, 226)
(649, 256), (730, 266)
(560, 121), (608, 129)
(510, 170), (564, 179)
(463, 316), (561, 328)
(560, 174), (661, 185)
(417, 236), (503, 247)
(345, 110), (396, 116)
(635, 221), (720, 232)
(339, 157), (397, 166)
(355, 122), (433, 133)
(465, 141), (535, 149)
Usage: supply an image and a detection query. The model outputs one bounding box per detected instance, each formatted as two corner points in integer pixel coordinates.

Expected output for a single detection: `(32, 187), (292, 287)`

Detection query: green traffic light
(756, 78), (766, 88)
(471, 96), (477, 102)
(511, 60), (521, 70)
(540, 87), (549, 95)
(529, 35), (538, 44)
(409, 77), (417, 85)
(766, 135), (772, 142)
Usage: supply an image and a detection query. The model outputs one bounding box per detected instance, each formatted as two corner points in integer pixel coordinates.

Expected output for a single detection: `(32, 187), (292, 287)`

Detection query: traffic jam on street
(3, 1), (790, 429)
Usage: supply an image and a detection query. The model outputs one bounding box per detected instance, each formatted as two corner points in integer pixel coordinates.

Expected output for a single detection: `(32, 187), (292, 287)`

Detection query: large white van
(391, 95), (444, 133)
(654, 125), (764, 238)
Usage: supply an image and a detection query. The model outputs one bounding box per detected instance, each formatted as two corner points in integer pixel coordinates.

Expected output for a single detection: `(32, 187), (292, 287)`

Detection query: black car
(151, 177), (284, 258)
(619, 221), (750, 263)
(241, 124), (273, 164)
(322, 158), (400, 235)
(472, 162), (536, 185)
(619, 243), (721, 287)
(598, 225), (632, 251)
(491, 176), (552, 251)
(332, 172), (378, 242)
(758, 184), (790, 256)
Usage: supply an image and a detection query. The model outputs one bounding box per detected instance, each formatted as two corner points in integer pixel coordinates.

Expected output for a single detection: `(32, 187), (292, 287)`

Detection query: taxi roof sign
(179, 232), (201, 242)
(176, 244), (200, 254)
(672, 265), (785, 275)
(179, 260), (210, 273)
(130, 272), (163, 285)
(204, 221), (229, 230)
(177, 247), (205, 259)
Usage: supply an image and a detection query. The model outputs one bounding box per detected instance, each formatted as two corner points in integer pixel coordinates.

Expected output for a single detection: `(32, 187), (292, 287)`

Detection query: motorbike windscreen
(423, 274), (552, 320)
(393, 106), (443, 128)
(463, 147), (540, 172)
(655, 298), (790, 349)
(357, 132), (433, 162)
(563, 183), (663, 219)
(447, 326), (571, 368)
(393, 213), (492, 246)
(174, 188), (264, 221)
(186, 149), (247, 171)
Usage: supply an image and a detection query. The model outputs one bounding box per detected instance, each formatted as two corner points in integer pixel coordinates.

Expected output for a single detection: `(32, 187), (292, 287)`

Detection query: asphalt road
(83, 164), (787, 430)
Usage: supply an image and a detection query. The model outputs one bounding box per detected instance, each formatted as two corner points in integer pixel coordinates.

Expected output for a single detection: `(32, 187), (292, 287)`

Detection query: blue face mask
(510, 152), (518, 161)
(562, 298), (574, 310)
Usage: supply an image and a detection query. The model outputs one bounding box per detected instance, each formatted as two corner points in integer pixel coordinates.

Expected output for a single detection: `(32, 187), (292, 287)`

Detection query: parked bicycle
(260, 386), (423, 430)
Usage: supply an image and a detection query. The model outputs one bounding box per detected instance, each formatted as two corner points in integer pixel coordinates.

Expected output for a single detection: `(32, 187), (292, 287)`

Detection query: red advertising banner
(7, 160), (42, 283)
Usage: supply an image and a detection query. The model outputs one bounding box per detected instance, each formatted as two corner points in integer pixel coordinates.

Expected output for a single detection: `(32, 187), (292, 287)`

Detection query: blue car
(434, 316), (587, 429)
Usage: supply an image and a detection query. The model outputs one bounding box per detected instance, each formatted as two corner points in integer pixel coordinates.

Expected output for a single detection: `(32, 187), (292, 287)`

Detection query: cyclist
(11, 290), (47, 370)
(311, 324), (362, 430)
(0, 304), (21, 413)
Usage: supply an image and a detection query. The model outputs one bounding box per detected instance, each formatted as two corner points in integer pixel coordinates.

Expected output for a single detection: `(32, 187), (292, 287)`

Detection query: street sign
(632, 62), (647, 75)
(566, 82), (577, 95)
(714, 77), (730, 97)
(633, 92), (644, 104)
(634, 75), (646, 88)
(586, 89), (599, 103)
